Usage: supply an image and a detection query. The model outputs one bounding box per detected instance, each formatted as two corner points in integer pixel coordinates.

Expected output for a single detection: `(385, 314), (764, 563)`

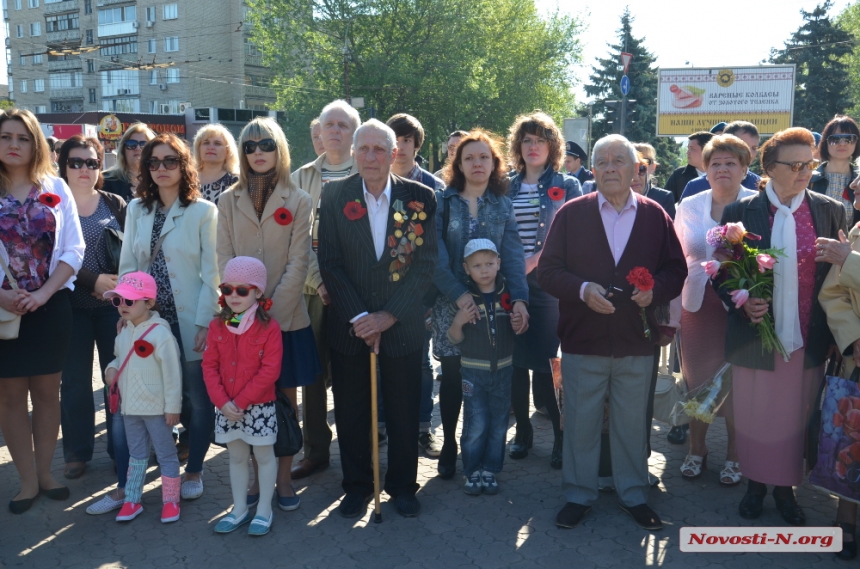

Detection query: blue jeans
(460, 366), (512, 475)
(61, 305), (120, 462)
(171, 323), (214, 474)
(379, 329), (434, 429)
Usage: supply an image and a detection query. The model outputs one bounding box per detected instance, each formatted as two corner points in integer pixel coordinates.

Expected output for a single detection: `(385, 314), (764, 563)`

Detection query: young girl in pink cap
(203, 256), (282, 536)
(103, 271), (183, 524)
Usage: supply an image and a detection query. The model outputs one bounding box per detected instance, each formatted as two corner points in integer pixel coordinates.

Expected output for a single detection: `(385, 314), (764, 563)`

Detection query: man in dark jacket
(664, 131), (713, 202)
(565, 141), (594, 186)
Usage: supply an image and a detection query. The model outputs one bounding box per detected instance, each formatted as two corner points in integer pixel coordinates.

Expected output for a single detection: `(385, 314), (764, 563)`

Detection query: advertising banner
(656, 65), (795, 136)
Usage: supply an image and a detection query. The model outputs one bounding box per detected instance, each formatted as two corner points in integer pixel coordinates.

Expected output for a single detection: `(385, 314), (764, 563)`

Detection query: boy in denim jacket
(448, 239), (525, 495)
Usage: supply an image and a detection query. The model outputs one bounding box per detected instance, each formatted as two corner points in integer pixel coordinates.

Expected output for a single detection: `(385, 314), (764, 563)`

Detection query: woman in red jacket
(202, 256), (282, 537)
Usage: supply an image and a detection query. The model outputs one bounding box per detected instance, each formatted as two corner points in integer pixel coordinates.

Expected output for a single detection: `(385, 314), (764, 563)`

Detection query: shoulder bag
(107, 323), (158, 414)
(0, 254), (21, 340)
(273, 390), (303, 457)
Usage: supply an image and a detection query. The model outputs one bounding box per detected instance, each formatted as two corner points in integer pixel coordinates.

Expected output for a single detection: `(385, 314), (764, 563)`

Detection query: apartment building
(4, 0), (275, 114)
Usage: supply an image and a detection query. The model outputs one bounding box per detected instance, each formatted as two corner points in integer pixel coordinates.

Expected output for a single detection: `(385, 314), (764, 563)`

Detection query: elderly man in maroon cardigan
(537, 134), (687, 532)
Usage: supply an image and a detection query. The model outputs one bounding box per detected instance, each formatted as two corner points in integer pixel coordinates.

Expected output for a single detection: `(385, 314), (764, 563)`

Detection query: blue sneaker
(277, 488), (300, 512)
(248, 512), (273, 536)
(481, 471), (499, 495)
(464, 472), (483, 496)
(214, 510), (252, 534)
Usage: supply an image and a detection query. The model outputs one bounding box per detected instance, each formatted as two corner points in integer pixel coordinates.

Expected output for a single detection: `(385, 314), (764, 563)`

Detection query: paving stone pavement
(0, 356), (845, 568)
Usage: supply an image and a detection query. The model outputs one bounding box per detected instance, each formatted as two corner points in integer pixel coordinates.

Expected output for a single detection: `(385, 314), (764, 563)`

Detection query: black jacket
(644, 184), (676, 220)
(808, 161), (860, 225)
(75, 190), (127, 293)
(102, 169), (135, 202)
(451, 275), (514, 373)
(665, 165), (699, 204)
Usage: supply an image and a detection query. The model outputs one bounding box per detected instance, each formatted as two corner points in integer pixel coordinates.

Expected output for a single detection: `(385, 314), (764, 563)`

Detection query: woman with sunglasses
(217, 117), (316, 512)
(506, 112), (580, 469)
(810, 116), (860, 224)
(119, 133), (219, 501)
(717, 128), (846, 526)
(0, 109), (85, 513)
(56, 135), (129, 487)
(103, 123), (156, 202)
(192, 124), (239, 203)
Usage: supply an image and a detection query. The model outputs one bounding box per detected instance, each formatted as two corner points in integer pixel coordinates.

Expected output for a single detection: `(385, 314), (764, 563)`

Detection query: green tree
(771, 1), (852, 131)
(246, 0), (582, 165)
(583, 8), (679, 186)
(836, 1), (860, 117)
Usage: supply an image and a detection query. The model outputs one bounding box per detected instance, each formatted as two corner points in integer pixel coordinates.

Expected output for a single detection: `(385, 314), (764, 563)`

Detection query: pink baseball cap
(103, 271), (158, 301)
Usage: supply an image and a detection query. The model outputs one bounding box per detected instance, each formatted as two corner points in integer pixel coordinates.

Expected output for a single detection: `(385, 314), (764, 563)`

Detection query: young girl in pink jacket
(202, 256), (282, 536)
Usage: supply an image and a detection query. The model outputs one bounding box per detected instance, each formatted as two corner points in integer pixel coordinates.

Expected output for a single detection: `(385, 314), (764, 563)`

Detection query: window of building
(49, 71), (83, 89)
(34, 105), (46, 113)
(145, 6), (155, 22)
(19, 52), (26, 66)
(88, 88), (96, 103)
(27, 0), (37, 8)
(51, 100), (83, 112)
(7, 80), (11, 94)
(15, 24), (23, 38)
(85, 29), (93, 44)
(34, 79), (44, 92)
(32, 53), (42, 64)
(164, 36), (178, 52)
(149, 70), (157, 85)
(46, 13), (80, 33)
(244, 38), (262, 56)
(86, 59), (94, 73)
(100, 36), (137, 56)
(163, 4), (177, 20)
(101, 69), (140, 96)
(147, 39), (156, 54)
(29, 22), (40, 36)
(84, 0), (91, 14)
(112, 98), (140, 113)
(166, 67), (178, 83)
(247, 75), (271, 87)
(167, 100), (180, 114)
(14, 0), (21, 10)
(20, 80), (27, 93)
(98, 6), (135, 25)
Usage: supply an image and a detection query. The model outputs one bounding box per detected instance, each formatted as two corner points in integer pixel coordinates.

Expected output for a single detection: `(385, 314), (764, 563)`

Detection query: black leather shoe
(773, 487), (805, 526)
(509, 424), (533, 460)
(555, 502), (591, 529)
(338, 492), (373, 518)
(40, 486), (70, 501)
(620, 503), (663, 531)
(550, 433), (563, 470)
(666, 425), (688, 445)
(437, 442), (457, 479)
(394, 494), (421, 517)
(9, 494), (38, 514)
(835, 521), (857, 560)
(738, 490), (765, 520)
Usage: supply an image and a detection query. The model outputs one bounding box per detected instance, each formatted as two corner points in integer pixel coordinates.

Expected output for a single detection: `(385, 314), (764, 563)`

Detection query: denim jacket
(433, 186), (529, 305)
(507, 166), (582, 255)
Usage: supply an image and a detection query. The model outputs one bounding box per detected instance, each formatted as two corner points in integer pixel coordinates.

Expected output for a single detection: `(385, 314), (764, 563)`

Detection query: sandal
(680, 454), (707, 479)
(720, 461), (742, 486)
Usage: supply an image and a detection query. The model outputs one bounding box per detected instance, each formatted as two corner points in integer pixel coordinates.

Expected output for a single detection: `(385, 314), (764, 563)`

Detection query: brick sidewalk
(0, 359), (842, 568)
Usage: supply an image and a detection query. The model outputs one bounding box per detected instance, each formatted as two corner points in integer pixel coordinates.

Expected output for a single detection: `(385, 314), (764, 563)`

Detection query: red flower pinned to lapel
(344, 200), (367, 221)
(845, 188), (853, 202)
(274, 207), (293, 226)
(133, 339), (155, 358)
(500, 292), (513, 312)
(547, 187), (565, 201)
(38, 192), (61, 208)
(260, 298), (273, 312)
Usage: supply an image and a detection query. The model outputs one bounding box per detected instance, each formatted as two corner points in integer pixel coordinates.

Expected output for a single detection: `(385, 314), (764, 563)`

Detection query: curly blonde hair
(192, 123), (239, 175)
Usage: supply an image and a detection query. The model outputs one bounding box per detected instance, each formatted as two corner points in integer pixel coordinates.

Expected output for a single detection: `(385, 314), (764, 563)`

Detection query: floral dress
(0, 186), (56, 292)
(215, 401), (278, 445)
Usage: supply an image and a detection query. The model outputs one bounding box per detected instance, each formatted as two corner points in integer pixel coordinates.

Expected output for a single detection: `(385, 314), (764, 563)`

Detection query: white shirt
(363, 177), (392, 261)
(579, 191), (638, 300)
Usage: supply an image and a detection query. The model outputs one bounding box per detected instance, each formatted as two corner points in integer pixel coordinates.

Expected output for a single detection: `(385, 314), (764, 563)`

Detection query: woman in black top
(102, 123), (155, 202)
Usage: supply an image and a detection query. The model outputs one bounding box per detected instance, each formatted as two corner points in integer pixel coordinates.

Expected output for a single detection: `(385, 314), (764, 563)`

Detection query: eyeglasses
(219, 284), (257, 297)
(124, 140), (146, 150)
(110, 297), (137, 307)
(828, 134), (859, 146)
(243, 138), (277, 154)
(66, 157), (101, 170)
(146, 156), (181, 171)
(774, 159), (820, 172)
(637, 165), (648, 175)
(522, 137), (548, 148)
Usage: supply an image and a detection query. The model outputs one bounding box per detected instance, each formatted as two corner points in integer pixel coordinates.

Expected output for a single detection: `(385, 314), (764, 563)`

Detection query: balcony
(50, 87), (84, 100)
(98, 21), (137, 38)
(47, 29), (81, 44)
(245, 54), (263, 67)
(48, 59), (82, 72)
(245, 85), (275, 99)
(45, 0), (78, 15)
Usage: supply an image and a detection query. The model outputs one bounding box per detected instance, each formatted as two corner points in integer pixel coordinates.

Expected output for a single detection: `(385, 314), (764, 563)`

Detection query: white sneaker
(86, 493), (125, 515)
(464, 471), (483, 495)
(181, 474), (204, 500)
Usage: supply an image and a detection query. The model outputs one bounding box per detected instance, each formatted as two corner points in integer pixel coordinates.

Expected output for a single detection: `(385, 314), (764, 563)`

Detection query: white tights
(227, 440), (276, 519)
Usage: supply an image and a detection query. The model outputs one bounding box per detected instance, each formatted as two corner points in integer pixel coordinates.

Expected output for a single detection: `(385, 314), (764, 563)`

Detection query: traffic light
(604, 100), (622, 134)
(625, 99), (637, 130)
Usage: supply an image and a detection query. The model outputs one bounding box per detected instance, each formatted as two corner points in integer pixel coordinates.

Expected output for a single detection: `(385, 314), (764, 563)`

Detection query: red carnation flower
(260, 298), (273, 311)
(218, 296), (227, 308)
(547, 186), (565, 201)
(133, 339), (154, 358)
(38, 192), (61, 208)
(500, 292), (513, 312)
(845, 188), (854, 202)
(626, 267), (654, 292)
(274, 207), (293, 226)
(343, 200), (367, 221)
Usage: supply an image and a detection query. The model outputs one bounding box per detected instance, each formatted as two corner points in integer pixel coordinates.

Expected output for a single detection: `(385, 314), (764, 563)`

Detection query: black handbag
(273, 390), (303, 457)
(102, 226), (124, 274)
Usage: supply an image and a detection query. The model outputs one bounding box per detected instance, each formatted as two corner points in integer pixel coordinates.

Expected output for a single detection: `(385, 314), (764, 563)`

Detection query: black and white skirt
(214, 401), (278, 445)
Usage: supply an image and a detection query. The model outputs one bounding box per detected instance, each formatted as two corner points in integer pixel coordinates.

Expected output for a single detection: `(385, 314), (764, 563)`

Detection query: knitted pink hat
(222, 256), (267, 291)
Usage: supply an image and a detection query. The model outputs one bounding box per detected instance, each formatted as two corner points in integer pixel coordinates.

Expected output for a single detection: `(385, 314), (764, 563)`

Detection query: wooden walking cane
(370, 351), (382, 523)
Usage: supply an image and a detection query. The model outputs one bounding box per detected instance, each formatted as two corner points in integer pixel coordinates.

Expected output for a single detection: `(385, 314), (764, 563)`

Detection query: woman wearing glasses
(0, 109), (85, 513)
(56, 136), (129, 487)
(216, 117), (316, 515)
(103, 123), (156, 202)
(718, 128), (846, 526)
(506, 112), (581, 469)
(119, 133), (219, 501)
(810, 116), (860, 224)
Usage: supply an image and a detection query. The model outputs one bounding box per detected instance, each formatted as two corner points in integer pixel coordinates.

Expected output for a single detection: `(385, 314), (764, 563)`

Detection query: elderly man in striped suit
(318, 119), (438, 519)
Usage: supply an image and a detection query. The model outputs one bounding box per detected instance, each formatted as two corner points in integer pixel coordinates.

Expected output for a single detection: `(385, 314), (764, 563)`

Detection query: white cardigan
(0, 176), (84, 290)
(674, 188), (757, 312)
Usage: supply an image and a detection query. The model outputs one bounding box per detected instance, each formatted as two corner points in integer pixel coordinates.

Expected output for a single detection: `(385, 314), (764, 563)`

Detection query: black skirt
(512, 273), (560, 373)
(0, 289), (73, 378)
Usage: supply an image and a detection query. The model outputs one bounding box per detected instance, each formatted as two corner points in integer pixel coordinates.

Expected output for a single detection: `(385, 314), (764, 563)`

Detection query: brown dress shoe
(291, 458), (329, 480)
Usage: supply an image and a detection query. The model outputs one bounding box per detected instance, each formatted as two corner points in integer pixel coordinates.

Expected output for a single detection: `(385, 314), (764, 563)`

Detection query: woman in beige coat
(217, 117), (316, 512)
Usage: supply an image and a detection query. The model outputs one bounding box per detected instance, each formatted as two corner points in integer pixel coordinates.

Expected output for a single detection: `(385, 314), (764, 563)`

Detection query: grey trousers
(124, 414), (180, 478)
(561, 353), (653, 507)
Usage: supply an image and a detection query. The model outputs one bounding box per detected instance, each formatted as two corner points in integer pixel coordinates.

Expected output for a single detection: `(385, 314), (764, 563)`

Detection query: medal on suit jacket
(388, 199), (426, 282)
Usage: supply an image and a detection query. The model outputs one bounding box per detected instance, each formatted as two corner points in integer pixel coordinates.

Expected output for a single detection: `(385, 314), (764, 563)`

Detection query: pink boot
(161, 476), (180, 523)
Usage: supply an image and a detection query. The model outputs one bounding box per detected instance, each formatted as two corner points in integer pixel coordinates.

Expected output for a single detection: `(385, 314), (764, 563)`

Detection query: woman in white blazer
(119, 133), (219, 500)
(0, 109), (85, 513)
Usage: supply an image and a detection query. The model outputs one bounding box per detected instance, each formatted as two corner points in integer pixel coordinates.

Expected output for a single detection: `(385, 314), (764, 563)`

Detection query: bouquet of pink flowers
(704, 222), (787, 358)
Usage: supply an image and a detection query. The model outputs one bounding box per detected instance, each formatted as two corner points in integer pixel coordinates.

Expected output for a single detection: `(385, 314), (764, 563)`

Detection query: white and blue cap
(463, 238), (499, 259)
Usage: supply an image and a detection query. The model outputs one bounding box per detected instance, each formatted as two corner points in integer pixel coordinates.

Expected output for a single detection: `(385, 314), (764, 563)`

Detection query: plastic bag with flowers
(668, 363), (732, 425)
(703, 221), (787, 359)
(809, 368), (860, 503)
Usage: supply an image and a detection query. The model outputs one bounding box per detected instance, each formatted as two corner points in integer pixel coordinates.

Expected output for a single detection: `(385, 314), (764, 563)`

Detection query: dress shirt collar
(362, 176), (392, 206)
(597, 189), (638, 213)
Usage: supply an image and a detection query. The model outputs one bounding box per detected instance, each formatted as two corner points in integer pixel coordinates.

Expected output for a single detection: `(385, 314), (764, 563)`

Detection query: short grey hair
(353, 119), (396, 153)
(592, 134), (637, 165)
(319, 100), (361, 132)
